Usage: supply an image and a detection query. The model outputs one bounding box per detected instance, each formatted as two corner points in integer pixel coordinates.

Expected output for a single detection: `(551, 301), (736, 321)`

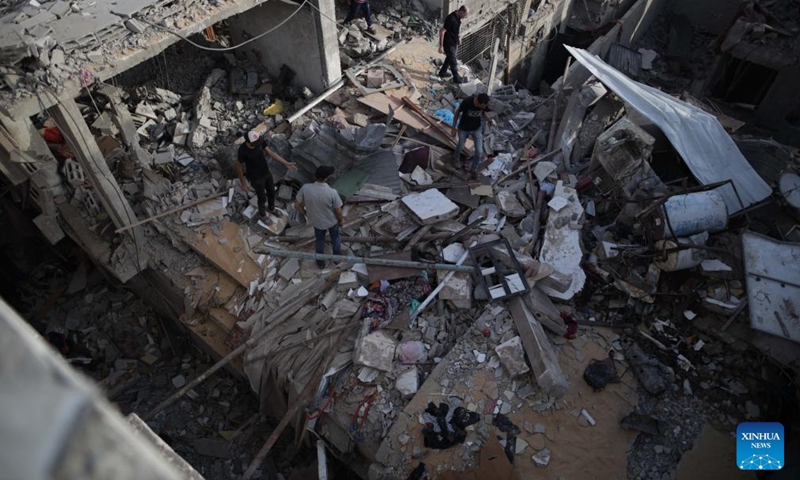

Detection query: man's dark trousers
(439, 44), (460, 80)
(315, 224), (342, 268)
(251, 173), (275, 217)
(345, 1), (372, 26)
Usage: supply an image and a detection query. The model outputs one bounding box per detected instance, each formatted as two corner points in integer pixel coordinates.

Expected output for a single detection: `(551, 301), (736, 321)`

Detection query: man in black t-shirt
(438, 6), (470, 83)
(234, 130), (297, 221)
(452, 93), (495, 173)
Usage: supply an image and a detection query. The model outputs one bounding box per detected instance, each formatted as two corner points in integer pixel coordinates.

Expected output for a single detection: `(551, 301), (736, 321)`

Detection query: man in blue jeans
(343, 0), (377, 35)
(452, 93), (495, 174)
(295, 166), (344, 269)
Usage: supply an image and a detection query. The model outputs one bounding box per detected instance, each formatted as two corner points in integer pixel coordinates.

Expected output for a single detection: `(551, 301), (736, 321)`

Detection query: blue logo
(737, 422), (784, 470)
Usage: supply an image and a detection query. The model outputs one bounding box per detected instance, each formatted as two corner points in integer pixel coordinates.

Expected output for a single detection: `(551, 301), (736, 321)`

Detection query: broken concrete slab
(400, 189), (458, 225)
(496, 190), (525, 218)
(495, 336), (530, 377)
(509, 297), (568, 398)
(395, 367), (418, 396)
(538, 181), (585, 301)
(278, 258), (300, 281)
(33, 214), (65, 244)
(354, 320), (397, 372)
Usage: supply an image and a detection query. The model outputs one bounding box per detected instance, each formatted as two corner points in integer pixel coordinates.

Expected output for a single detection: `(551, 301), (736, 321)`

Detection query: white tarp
(565, 46), (771, 213)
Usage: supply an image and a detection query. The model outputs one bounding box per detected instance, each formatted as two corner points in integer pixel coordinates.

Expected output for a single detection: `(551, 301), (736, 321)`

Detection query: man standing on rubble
(452, 92), (494, 174)
(438, 6), (469, 83)
(235, 130), (297, 222)
(295, 166), (344, 269)
(343, 0), (377, 35)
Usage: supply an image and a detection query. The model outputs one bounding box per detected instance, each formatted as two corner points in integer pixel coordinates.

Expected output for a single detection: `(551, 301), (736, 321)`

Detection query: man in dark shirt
(438, 6), (470, 83)
(234, 130), (297, 221)
(452, 93), (495, 173)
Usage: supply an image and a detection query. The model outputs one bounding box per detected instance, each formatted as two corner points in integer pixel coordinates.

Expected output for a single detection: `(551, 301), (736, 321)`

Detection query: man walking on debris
(235, 130), (297, 222)
(343, 0), (377, 35)
(295, 166), (344, 269)
(452, 92), (494, 174)
(438, 6), (469, 83)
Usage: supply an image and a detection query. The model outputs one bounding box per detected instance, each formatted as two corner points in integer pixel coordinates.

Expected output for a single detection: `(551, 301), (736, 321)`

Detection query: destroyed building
(1, 0), (799, 478)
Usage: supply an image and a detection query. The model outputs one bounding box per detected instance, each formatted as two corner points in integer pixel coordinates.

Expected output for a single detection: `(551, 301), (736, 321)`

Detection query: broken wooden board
(367, 251), (424, 283)
(358, 92), (472, 154)
(184, 266), (240, 307)
(446, 186), (480, 208)
(181, 220), (263, 288)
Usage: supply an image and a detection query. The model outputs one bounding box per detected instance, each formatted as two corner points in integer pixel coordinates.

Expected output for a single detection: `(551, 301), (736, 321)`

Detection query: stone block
(354, 320), (396, 372)
(494, 336), (530, 377)
(496, 190), (525, 218)
(395, 367), (418, 396)
(338, 271), (358, 291)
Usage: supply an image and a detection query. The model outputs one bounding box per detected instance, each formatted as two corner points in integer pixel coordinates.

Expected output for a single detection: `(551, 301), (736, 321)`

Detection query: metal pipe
(409, 241), (476, 322)
(253, 248), (475, 272)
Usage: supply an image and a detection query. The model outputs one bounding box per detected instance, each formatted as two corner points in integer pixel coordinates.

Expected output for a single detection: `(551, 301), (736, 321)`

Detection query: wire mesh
(457, 0), (527, 66)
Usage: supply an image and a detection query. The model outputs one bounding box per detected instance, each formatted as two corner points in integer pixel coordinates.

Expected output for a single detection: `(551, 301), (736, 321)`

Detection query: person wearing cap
(235, 130), (297, 221)
(295, 166), (344, 269)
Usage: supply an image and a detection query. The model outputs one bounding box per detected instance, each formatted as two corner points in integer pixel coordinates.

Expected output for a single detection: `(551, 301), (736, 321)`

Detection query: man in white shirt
(295, 166), (344, 268)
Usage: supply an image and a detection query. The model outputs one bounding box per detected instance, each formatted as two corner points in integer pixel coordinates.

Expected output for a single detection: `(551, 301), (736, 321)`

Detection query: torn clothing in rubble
(363, 277), (432, 328)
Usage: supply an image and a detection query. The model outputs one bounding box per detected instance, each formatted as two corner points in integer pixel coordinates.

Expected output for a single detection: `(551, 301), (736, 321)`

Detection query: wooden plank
(367, 251), (424, 283)
(209, 307), (238, 333)
(358, 93), (464, 151)
(181, 220), (263, 288)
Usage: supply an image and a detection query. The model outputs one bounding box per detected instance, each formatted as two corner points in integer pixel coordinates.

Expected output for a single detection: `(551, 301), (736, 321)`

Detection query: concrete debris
(395, 367), (418, 396)
(494, 336), (530, 377)
(6, 7), (792, 480)
(531, 448), (551, 467)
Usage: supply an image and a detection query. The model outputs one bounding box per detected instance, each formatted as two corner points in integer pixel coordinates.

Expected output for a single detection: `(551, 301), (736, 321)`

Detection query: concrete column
(48, 98), (142, 238)
(98, 85), (153, 167)
(227, 0), (340, 93)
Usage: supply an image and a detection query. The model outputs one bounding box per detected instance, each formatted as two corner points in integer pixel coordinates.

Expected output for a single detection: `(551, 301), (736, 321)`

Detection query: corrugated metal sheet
(290, 124), (400, 194)
(608, 43), (642, 79)
(566, 46), (771, 212)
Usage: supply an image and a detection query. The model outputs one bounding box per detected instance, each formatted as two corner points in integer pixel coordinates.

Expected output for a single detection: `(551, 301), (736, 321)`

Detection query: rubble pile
(13, 257), (272, 479)
(8, 2), (800, 478)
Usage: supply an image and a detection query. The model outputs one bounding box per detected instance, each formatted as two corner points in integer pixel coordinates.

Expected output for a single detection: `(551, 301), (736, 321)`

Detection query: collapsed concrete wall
(227, 0), (341, 93)
(441, 0), (521, 36)
(516, 0), (576, 88)
(670, 0), (740, 35)
(561, 0), (668, 90)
